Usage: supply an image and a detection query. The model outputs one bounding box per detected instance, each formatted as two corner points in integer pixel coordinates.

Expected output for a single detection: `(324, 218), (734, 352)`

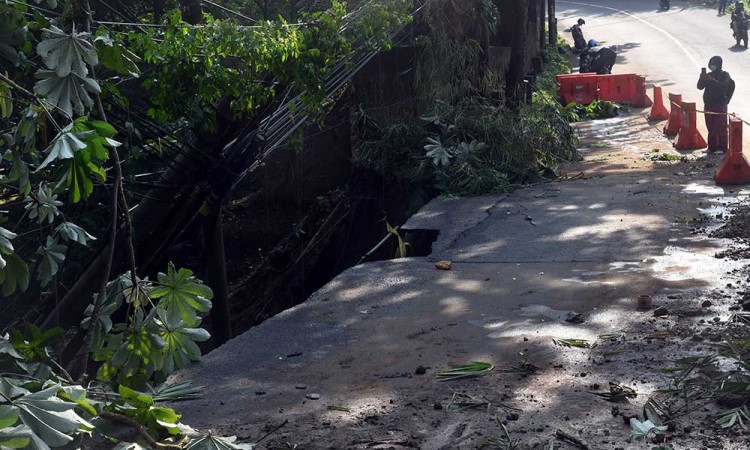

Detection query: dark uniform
(731, 4), (749, 47)
(571, 24), (586, 51)
(697, 56), (735, 153)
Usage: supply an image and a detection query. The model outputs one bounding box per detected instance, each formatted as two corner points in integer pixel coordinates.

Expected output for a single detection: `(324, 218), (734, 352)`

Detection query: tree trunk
(539, 0), (546, 50)
(497, 0), (529, 109)
(548, 0), (557, 47)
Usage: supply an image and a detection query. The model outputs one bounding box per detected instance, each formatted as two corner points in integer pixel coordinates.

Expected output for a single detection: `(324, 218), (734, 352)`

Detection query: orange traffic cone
(663, 93), (682, 136)
(632, 75), (653, 108)
(648, 85), (669, 120)
(674, 102), (707, 150)
(715, 117), (750, 184)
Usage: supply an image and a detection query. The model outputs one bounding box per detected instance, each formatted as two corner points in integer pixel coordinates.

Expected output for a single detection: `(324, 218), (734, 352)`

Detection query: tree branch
(0, 72), (63, 132)
(99, 411), (183, 450)
(74, 0), (126, 382)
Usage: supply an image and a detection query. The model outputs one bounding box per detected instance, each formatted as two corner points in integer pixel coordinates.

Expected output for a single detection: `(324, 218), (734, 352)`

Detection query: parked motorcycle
(659, 0), (670, 10)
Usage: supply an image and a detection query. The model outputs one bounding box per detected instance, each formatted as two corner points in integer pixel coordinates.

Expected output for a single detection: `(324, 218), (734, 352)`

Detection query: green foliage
(0, 253), (29, 297)
(177, 424), (255, 450)
(561, 99), (624, 122)
(716, 405), (750, 429)
(0, 258), (220, 450)
(127, 1), (410, 128)
(535, 40), (573, 96)
(36, 26), (98, 78)
(648, 151), (680, 162)
(0, 381), (93, 449)
(436, 361), (494, 381)
(0, 227), (18, 269)
(87, 263), (213, 388)
(149, 264), (213, 327)
(24, 183), (61, 225)
(0, 4), (106, 296)
(9, 324), (64, 362)
(427, 97), (578, 195)
(36, 236), (66, 286)
(354, 4), (578, 198)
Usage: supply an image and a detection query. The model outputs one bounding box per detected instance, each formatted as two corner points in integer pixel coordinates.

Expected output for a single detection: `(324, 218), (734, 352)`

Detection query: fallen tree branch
(555, 429), (589, 450)
(99, 411), (183, 450)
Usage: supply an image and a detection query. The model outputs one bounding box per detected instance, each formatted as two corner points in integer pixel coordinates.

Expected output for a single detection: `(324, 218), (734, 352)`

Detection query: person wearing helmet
(571, 18), (587, 51)
(697, 56), (735, 153)
(580, 40), (617, 74)
(732, 2), (749, 46)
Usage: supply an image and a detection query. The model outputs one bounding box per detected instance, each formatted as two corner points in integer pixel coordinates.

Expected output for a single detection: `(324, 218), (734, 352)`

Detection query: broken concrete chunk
(565, 311), (586, 324)
(435, 260), (452, 270)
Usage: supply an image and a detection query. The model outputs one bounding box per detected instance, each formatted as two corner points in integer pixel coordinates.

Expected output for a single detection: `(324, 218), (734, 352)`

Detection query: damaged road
(170, 111), (750, 449)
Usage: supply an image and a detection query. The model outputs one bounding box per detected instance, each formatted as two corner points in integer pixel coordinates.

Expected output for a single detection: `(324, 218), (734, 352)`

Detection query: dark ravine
(215, 167), (437, 346)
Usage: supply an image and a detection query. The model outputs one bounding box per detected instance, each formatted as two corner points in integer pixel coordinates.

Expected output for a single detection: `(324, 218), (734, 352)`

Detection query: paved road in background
(558, 0), (750, 134)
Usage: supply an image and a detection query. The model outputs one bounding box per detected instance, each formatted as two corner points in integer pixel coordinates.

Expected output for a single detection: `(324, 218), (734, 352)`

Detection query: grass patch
(649, 152), (681, 162)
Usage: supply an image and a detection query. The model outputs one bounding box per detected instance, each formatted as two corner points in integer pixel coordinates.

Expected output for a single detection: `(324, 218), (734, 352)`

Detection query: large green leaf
(82, 274), (127, 351)
(0, 227), (17, 272)
(155, 310), (210, 375)
(33, 70), (100, 118)
(13, 108), (37, 152)
(104, 310), (165, 385)
(0, 227), (16, 257)
(57, 386), (96, 417)
(114, 386), (180, 435)
(0, 335), (23, 362)
(55, 222), (95, 247)
(0, 378), (30, 401)
(65, 151), (102, 203)
(9, 325), (64, 362)
(88, 120), (117, 138)
(36, 26), (97, 77)
(24, 184), (62, 225)
(0, 253), (30, 296)
(36, 237), (66, 286)
(13, 384), (93, 447)
(94, 35), (140, 77)
(0, 404), (20, 428)
(179, 425), (254, 450)
(36, 129), (89, 171)
(149, 264), (213, 327)
(117, 385), (153, 410)
(0, 424), (32, 449)
(0, 5), (27, 68)
(0, 82), (13, 119)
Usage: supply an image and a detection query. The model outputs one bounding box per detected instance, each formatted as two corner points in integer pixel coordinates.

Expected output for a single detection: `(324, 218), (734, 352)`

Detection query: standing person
(732, 2), (750, 47)
(697, 56), (735, 153)
(571, 18), (587, 51)
(720, 0), (728, 15)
